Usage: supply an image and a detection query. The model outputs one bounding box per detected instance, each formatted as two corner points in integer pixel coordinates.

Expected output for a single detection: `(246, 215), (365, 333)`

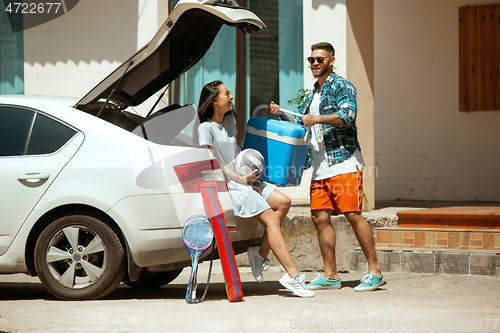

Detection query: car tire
(34, 214), (127, 300)
(122, 269), (183, 289)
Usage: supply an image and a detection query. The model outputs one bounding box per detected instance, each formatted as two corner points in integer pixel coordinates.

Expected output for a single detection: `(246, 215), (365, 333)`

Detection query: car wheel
(34, 214), (127, 300)
(122, 269), (183, 289)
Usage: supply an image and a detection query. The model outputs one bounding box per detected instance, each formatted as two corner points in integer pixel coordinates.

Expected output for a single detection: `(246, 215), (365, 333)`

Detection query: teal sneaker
(306, 273), (341, 290)
(354, 272), (386, 292)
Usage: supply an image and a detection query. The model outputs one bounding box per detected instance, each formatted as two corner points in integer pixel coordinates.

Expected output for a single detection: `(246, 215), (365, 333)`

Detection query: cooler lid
(246, 117), (309, 141)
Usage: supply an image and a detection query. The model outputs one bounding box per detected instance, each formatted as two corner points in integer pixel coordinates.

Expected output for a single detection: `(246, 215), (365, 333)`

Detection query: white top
(309, 92), (365, 181)
(197, 113), (274, 218)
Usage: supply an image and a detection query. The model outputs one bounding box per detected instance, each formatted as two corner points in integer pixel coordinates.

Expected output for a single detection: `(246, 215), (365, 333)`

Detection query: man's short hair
(311, 42), (335, 57)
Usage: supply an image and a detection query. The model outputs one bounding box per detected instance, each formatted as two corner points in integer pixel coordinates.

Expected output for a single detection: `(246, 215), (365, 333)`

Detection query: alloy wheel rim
(45, 225), (107, 289)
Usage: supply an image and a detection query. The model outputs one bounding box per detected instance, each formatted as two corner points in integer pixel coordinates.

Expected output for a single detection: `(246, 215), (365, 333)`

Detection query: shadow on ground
(0, 275), (391, 302)
(0, 279), (305, 302)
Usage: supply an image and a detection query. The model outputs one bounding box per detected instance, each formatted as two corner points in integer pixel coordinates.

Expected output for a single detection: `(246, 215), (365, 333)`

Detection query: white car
(0, 0), (266, 300)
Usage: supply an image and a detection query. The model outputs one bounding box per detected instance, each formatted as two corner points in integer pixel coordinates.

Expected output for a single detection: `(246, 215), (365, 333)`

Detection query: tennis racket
(182, 215), (214, 304)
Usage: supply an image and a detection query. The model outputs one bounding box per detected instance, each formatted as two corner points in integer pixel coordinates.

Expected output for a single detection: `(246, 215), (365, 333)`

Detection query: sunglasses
(218, 90), (232, 99)
(307, 57), (328, 64)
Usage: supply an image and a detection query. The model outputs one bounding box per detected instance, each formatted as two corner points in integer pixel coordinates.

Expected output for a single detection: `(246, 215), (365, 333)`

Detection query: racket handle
(186, 269), (198, 303)
(186, 255), (200, 304)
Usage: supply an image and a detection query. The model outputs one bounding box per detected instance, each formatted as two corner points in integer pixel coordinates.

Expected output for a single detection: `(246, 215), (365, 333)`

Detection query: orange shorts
(310, 167), (363, 215)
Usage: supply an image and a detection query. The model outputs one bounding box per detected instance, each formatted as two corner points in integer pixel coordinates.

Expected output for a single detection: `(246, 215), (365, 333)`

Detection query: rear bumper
(108, 192), (264, 268)
(142, 229), (264, 272)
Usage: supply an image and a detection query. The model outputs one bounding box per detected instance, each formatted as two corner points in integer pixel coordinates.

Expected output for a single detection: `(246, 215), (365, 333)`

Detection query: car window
(27, 113), (77, 155)
(0, 107), (35, 156)
(131, 104), (197, 147)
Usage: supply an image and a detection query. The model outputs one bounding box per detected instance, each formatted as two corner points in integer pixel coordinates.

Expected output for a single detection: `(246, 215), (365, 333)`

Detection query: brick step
(374, 227), (500, 250)
(397, 206), (500, 229)
(350, 248), (500, 276)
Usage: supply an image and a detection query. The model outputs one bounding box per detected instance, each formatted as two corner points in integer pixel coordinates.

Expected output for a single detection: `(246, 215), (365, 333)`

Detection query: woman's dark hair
(193, 80), (236, 146)
(197, 80), (223, 123)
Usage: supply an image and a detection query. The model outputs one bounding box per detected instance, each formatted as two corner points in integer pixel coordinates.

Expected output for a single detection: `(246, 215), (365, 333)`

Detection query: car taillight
(174, 159), (228, 193)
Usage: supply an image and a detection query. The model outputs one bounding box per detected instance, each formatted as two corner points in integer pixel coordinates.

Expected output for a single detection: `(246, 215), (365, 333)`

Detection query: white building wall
(303, 0), (347, 81)
(280, 0), (350, 203)
(374, 0), (500, 201)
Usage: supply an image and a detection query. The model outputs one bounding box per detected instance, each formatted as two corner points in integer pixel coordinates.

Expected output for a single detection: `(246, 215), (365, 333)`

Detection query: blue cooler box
(243, 117), (311, 186)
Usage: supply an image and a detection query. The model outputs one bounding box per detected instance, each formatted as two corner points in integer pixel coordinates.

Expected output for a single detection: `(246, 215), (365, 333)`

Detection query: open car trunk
(74, 0), (265, 135)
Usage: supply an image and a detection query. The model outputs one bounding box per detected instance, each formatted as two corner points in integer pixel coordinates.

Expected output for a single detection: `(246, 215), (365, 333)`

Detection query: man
(269, 42), (385, 292)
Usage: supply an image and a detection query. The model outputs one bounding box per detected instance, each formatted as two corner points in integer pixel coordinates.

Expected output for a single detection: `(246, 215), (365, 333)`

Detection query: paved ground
(2, 201), (499, 333)
(1, 264), (499, 333)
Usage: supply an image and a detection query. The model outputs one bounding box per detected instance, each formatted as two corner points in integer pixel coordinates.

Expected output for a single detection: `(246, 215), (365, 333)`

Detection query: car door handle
(18, 173), (50, 182)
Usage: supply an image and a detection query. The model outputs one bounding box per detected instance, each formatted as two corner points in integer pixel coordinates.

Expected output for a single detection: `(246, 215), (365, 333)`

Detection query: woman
(196, 80), (313, 298)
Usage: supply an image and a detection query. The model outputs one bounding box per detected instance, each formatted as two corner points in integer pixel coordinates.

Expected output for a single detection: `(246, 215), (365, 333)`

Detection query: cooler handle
(252, 104), (270, 117)
(253, 104), (304, 118)
(252, 104), (311, 143)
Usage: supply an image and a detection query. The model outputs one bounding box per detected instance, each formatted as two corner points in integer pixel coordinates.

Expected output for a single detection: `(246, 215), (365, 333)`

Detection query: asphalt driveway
(0, 263), (499, 332)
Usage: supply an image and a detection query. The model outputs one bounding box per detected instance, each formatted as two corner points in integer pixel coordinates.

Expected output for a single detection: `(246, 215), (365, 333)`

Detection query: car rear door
(0, 106), (84, 255)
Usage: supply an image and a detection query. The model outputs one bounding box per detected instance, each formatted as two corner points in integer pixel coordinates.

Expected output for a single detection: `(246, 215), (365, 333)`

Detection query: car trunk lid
(74, 0), (265, 113)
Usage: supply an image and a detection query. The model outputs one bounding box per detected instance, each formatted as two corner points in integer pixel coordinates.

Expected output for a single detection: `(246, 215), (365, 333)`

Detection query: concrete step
(397, 206), (500, 229)
(374, 227), (500, 250)
(357, 206), (500, 277)
(351, 248), (500, 277)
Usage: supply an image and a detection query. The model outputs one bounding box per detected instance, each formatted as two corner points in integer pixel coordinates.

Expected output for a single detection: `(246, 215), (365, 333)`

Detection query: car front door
(0, 106), (84, 255)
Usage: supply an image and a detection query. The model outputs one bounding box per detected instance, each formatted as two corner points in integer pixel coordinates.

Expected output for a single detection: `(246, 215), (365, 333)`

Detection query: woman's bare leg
(259, 190), (291, 258)
(255, 208), (297, 276)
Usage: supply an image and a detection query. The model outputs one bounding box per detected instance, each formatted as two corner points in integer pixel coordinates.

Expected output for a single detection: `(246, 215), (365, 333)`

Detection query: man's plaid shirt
(294, 72), (361, 167)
